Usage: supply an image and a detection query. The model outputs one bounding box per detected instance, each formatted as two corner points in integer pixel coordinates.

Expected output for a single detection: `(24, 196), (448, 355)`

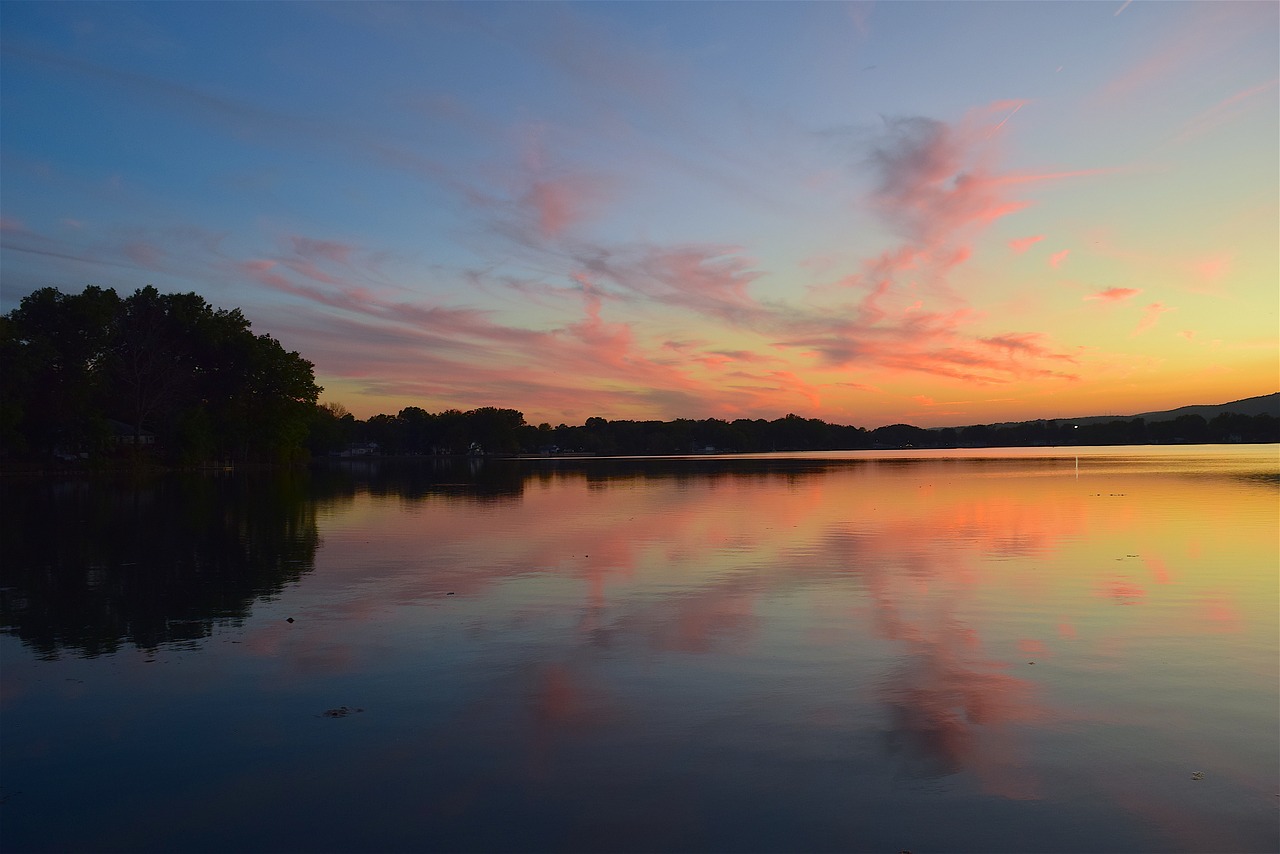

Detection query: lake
(1, 446), (1277, 853)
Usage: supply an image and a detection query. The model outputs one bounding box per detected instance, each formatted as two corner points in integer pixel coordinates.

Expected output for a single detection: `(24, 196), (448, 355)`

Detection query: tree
(308, 402), (356, 456)
(2, 285), (320, 465)
(4, 286), (121, 455)
(465, 407), (526, 454)
(111, 287), (217, 446)
(240, 332), (322, 462)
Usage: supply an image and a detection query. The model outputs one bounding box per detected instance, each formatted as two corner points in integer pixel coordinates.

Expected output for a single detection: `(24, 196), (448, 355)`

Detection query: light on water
(1, 446), (1277, 853)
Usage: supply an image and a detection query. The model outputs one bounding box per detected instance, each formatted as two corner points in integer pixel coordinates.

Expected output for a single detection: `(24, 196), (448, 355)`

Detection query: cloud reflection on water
(285, 454), (1275, 812)
(3, 451), (1275, 853)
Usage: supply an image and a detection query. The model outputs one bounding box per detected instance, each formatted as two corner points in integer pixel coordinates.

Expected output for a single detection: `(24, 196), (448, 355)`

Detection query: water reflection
(315, 455), (526, 502)
(0, 472), (319, 657)
(1, 448), (1276, 853)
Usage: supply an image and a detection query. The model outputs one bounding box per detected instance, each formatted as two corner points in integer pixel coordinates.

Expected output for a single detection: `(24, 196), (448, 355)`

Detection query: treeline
(313, 407), (1279, 457)
(4, 286), (1275, 468)
(2, 286), (321, 465)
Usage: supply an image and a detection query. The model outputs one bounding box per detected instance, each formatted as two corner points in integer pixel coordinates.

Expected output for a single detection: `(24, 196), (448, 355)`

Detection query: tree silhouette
(3, 286), (321, 464)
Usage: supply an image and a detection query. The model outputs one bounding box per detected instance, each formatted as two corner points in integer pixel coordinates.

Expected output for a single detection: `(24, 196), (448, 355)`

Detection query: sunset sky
(2, 1), (1276, 427)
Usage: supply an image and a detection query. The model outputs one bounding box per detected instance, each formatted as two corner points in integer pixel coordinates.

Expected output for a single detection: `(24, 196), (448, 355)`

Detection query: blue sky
(2, 2), (1276, 425)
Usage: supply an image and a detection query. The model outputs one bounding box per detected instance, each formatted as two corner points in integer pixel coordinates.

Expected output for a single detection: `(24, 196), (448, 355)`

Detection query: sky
(1, 1), (1276, 428)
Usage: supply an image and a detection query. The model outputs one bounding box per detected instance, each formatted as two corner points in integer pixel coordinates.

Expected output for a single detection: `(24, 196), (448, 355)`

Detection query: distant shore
(9, 439), (1279, 479)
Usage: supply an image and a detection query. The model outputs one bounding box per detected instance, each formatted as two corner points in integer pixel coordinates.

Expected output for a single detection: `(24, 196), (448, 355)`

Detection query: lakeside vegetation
(2, 286), (320, 467)
(318, 403), (1279, 458)
(3, 287), (1276, 470)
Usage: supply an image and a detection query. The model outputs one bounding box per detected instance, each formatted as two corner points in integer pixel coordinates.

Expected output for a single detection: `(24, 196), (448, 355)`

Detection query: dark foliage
(319, 407), (1278, 457)
(2, 286), (321, 465)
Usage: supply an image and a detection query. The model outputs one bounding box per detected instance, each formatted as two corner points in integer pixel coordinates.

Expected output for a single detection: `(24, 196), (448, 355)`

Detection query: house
(106, 419), (156, 445)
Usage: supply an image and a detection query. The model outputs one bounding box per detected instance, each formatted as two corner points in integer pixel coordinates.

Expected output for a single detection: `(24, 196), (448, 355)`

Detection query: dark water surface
(2, 446), (1277, 853)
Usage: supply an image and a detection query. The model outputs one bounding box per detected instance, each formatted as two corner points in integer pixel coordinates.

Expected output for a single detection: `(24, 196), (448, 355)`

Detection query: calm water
(2, 446), (1277, 853)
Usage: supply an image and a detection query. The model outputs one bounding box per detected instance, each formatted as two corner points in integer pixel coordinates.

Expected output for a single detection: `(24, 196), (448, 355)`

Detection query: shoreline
(5, 440), (1276, 477)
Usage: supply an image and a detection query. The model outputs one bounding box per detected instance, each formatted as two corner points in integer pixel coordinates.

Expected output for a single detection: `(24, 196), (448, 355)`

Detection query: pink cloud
(1101, 29), (1198, 104)
(1099, 3), (1270, 106)
(1048, 249), (1070, 269)
(217, 100), (1103, 420)
(996, 167), (1124, 187)
(834, 381), (881, 393)
(522, 176), (608, 239)
(0, 216), (27, 233)
(240, 259), (302, 294)
(571, 242), (763, 326)
(238, 234), (399, 298)
(981, 333), (1078, 363)
(387, 102), (1099, 413)
(1179, 330), (1195, 341)
(1133, 302), (1175, 336)
(712, 349), (776, 364)
(1009, 235), (1044, 254)
(508, 124), (613, 241)
(1193, 253), (1232, 284)
(281, 258), (347, 286)
(1177, 78), (1279, 142)
(760, 104), (1090, 388)
(766, 371), (822, 408)
(987, 101), (1026, 137)
(1085, 287), (1141, 302)
(774, 293), (1080, 384)
(871, 343), (1079, 385)
(868, 109), (1031, 247)
(248, 258), (756, 420)
(683, 348), (780, 371)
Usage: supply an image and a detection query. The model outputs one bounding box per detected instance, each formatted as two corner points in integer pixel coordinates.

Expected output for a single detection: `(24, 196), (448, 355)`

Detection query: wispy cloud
(523, 177), (605, 239)
(981, 333), (1078, 363)
(1193, 254), (1232, 285)
(1098, 3), (1273, 105)
(867, 106), (1031, 247)
(1176, 78), (1279, 142)
(1085, 287), (1141, 302)
(1009, 235), (1045, 254)
(1133, 302), (1175, 336)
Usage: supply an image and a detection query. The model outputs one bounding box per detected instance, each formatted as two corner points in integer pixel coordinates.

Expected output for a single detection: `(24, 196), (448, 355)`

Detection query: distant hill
(1130, 393), (1280, 422)
(973, 393), (1280, 430)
